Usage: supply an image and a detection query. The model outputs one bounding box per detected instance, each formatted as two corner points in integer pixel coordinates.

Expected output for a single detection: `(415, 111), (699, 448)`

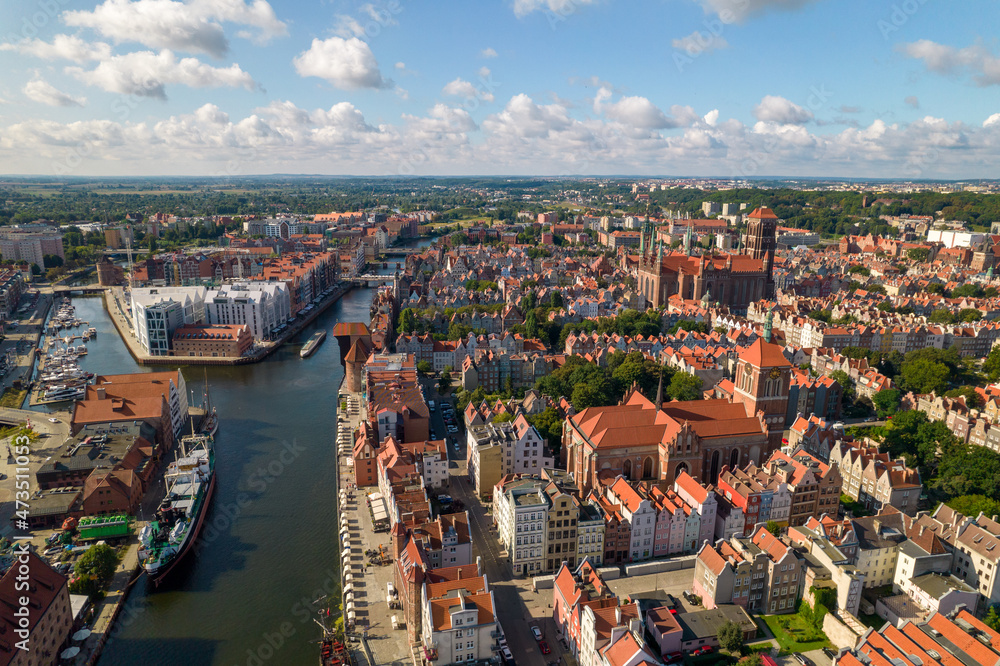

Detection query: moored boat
(300, 329), (327, 358)
(139, 434), (216, 585)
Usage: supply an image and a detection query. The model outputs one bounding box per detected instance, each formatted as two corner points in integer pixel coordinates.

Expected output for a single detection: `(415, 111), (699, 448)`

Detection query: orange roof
(739, 339), (791, 368)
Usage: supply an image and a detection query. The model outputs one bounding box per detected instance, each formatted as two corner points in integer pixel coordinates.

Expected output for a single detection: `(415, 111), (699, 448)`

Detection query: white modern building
(205, 281), (291, 341)
(130, 286), (206, 356)
(493, 477), (548, 576)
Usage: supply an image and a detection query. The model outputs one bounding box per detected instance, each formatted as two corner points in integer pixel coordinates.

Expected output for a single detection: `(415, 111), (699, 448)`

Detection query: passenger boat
(300, 329), (327, 358)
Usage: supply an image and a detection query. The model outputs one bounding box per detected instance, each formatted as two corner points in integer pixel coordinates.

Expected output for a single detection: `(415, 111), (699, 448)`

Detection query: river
(74, 237), (433, 665)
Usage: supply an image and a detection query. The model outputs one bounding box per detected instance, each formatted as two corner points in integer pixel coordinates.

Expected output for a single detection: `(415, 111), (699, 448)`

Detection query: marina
(30, 297), (97, 406)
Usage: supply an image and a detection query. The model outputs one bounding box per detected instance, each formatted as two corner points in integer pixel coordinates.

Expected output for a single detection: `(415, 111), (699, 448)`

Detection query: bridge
(53, 283), (107, 295)
(380, 247), (421, 256)
(345, 274), (400, 287)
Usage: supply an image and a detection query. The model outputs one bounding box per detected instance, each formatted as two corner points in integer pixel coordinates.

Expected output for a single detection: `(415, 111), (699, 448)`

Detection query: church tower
(732, 338), (790, 455)
(744, 207), (778, 297)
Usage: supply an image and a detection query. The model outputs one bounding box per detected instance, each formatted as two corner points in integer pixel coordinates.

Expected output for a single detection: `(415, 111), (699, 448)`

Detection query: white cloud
(752, 95), (813, 124)
(478, 67), (491, 79)
(24, 79), (86, 107)
(442, 77), (493, 103)
(334, 3), (399, 38)
(905, 95), (920, 109)
(0, 35), (111, 62)
(512, 0), (599, 18)
(480, 47), (498, 58)
(6, 94), (1000, 179)
(67, 50), (258, 99)
(395, 62), (406, 70)
(900, 40), (1000, 86)
(593, 88), (696, 129)
(294, 37), (389, 90)
(671, 30), (729, 55)
(63, 0), (288, 58)
(697, 0), (820, 23)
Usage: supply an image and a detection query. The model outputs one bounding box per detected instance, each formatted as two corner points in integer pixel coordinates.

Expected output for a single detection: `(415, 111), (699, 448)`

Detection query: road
(424, 379), (560, 666)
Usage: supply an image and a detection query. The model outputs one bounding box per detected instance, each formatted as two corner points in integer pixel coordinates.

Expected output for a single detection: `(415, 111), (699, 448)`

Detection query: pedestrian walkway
(336, 385), (414, 666)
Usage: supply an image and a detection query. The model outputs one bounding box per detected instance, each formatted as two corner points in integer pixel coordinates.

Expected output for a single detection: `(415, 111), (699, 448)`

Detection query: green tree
(872, 388), (901, 417)
(148, 237), (158, 253)
(946, 495), (1000, 518)
(927, 283), (947, 296)
(439, 370), (452, 394)
(944, 385), (984, 409)
(959, 308), (983, 323)
(31, 264), (42, 276)
(43, 254), (63, 268)
(398, 308), (417, 334)
(717, 620), (745, 654)
(898, 358), (950, 394)
(75, 543), (118, 583)
(928, 308), (956, 324)
(907, 247), (930, 262)
(985, 606), (1000, 633)
(525, 311), (539, 340)
(571, 383), (601, 411)
(736, 655), (763, 666)
(766, 520), (781, 537)
(417, 360), (433, 376)
(986, 346), (1000, 381)
(668, 372), (703, 401)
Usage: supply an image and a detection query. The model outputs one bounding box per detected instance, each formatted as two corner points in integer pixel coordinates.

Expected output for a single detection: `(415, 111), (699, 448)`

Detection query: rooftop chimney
(457, 568), (463, 580)
(96, 387), (106, 400)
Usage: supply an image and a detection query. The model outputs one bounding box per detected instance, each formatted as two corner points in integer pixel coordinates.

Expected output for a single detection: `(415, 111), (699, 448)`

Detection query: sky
(0, 0), (998, 179)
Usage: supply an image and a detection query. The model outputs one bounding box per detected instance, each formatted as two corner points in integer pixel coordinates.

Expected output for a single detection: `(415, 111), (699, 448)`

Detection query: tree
(525, 311), (539, 340)
(986, 346), (1000, 381)
(959, 308), (983, 323)
(736, 655), (763, 666)
(668, 372), (703, 401)
(439, 370), (452, 394)
(944, 386), (984, 409)
(148, 237), (158, 253)
(766, 520), (781, 536)
(31, 263), (42, 276)
(872, 388), (901, 417)
(928, 308), (956, 324)
(985, 606), (1000, 633)
(947, 495), (1000, 519)
(398, 308), (417, 334)
(907, 247), (930, 262)
(75, 543), (118, 583)
(717, 620), (745, 654)
(898, 358), (950, 395)
(417, 360), (433, 376)
(927, 283), (947, 296)
(43, 254), (63, 268)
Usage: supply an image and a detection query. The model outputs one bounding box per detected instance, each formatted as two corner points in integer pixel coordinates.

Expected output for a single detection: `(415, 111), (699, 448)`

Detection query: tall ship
(300, 329), (327, 358)
(139, 433), (216, 585)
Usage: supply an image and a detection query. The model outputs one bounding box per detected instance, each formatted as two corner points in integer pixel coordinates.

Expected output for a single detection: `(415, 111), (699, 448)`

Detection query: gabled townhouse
(605, 477), (657, 562)
(673, 471), (717, 550)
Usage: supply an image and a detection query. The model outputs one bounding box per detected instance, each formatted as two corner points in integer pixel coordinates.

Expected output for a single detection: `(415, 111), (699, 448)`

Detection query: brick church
(562, 338), (791, 492)
(636, 207), (777, 312)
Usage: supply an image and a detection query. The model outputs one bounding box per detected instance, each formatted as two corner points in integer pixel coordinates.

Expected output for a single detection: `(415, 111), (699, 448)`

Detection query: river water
(53, 287), (371, 666)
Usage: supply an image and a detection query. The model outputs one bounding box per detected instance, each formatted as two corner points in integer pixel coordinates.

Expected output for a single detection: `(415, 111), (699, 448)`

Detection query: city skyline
(0, 0), (997, 178)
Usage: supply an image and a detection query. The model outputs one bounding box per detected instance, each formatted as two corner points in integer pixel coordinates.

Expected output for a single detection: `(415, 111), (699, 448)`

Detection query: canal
(55, 288), (376, 666)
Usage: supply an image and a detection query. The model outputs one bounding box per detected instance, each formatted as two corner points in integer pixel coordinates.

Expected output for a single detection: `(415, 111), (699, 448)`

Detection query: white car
(48, 418), (59, 423)
(531, 626), (542, 641)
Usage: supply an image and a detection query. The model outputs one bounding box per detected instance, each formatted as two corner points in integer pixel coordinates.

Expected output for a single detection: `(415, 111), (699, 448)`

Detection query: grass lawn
(761, 613), (833, 655)
(0, 388), (27, 408)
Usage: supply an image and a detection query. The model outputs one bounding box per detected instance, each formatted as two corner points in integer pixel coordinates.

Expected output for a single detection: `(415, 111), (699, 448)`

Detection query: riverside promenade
(104, 283), (353, 366)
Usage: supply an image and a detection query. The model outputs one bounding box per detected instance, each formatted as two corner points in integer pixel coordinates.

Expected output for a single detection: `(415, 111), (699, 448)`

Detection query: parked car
(663, 652), (683, 664)
(539, 641), (551, 655)
(531, 625), (542, 641)
(822, 648), (837, 660)
(500, 647), (514, 664)
(793, 654), (812, 666)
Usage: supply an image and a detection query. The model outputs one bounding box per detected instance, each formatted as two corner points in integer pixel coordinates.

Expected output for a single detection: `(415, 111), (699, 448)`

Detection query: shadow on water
(98, 638), (221, 666)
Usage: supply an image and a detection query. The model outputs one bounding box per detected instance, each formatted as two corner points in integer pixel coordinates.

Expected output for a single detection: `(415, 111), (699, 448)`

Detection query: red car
(668, 608), (677, 615)
(539, 641), (551, 655)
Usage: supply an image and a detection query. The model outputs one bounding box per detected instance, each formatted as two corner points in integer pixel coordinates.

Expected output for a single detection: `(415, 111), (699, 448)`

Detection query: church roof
(739, 339), (791, 369)
(748, 207), (778, 219)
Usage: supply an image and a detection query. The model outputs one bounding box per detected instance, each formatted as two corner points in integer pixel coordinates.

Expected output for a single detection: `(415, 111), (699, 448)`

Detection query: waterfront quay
(336, 384), (416, 666)
(104, 282), (353, 366)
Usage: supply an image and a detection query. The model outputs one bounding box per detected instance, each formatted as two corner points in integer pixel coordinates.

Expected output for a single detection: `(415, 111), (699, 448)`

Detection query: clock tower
(732, 338), (791, 453)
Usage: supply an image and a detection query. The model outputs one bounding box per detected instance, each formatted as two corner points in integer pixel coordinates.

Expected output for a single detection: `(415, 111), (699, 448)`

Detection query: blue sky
(0, 0), (998, 178)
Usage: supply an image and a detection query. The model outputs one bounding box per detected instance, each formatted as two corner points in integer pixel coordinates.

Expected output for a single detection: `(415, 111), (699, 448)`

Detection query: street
(424, 378), (564, 666)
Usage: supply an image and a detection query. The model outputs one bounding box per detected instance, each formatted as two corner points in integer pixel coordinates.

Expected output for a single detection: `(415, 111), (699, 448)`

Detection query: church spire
(684, 223), (693, 257)
(655, 367), (664, 407)
(764, 304), (774, 344)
